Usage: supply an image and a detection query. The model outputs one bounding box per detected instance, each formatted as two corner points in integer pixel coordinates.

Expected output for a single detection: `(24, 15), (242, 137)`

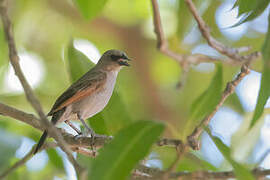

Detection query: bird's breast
(73, 71), (118, 119)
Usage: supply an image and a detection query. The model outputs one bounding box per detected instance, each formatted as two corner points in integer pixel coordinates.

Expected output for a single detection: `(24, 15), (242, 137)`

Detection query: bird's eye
(121, 54), (128, 59)
(110, 55), (120, 61)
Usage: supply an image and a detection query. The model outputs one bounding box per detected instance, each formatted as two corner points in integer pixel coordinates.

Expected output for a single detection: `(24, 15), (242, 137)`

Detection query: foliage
(233, 0), (270, 26)
(250, 13), (270, 128)
(90, 121), (164, 180)
(0, 0), (269, 179)
(205, 127), (254, 180)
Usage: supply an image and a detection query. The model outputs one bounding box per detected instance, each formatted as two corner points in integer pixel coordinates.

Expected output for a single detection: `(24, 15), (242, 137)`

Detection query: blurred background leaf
(205, 127), (254, 180)
(74, 0), (108, 20)
(0, 0), (269, 179)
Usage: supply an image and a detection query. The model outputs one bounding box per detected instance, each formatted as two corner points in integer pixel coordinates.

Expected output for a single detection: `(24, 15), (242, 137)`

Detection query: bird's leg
(77, 113), (96, 137)
(65, 120), (82, 135)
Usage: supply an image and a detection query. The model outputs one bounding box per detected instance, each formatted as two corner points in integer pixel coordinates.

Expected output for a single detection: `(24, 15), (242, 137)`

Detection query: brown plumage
(34, 49), (130, 154)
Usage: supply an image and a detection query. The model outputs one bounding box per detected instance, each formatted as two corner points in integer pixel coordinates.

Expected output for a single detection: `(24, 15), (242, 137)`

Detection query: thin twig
(176, 62), (189, 89)
(184, 0), (261, 62)
(150, 0), (259, 67)
(0, 1), (85, 177)
(187, 61), (251, 150)
(151, 0), (215, 65)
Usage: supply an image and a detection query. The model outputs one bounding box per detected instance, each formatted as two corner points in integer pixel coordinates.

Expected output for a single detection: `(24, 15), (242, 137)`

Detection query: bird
(34, 49), (131, 154)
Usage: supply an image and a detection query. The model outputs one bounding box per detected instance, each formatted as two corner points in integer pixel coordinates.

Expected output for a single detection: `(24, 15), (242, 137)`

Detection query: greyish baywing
(47, 70), (107, 116)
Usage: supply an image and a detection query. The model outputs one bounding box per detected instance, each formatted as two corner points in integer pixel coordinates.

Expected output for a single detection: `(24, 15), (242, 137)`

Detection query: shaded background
(0, 0), (269, 179)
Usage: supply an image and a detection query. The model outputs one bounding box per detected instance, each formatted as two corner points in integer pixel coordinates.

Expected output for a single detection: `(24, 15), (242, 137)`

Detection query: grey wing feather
(47, 70), (106, 116)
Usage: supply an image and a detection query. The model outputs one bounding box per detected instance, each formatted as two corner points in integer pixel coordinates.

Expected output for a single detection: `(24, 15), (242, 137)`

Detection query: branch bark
(134, 166), (270, 180)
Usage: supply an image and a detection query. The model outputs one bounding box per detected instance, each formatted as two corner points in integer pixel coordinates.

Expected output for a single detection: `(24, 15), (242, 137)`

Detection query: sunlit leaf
(233, 0), (257, 17)
(74, 0), (108, 20)
(89, 120), (164, 180)
(233, 0), (270, 26)
(205, 127), (254, 180)
(190, 64), (223, 120)
(250, 13), (270, 128)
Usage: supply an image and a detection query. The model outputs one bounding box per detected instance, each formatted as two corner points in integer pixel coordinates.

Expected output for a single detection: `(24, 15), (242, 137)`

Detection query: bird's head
(98, 49), (131, 71)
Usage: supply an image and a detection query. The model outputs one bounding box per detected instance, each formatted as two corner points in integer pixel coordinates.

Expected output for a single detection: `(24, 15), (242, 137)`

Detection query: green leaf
(233, 0), (270, 26)
(66, 40), (95, 82)
(205, 127), (254, 180)
(225, 93), (245, 114)
(102, 90), (133, 133)
(89, 120), (164, 180)
(190, 64), (223, 120)
(88, 113), (109, 135)
(46, 148), (64, 170)
(74, 0), (108, 20)
(250, 13), (270, 128)
(234, 0), (257, 17)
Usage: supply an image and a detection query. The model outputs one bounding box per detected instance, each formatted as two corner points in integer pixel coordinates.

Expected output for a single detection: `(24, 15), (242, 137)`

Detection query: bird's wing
(47, 71), (107, 115)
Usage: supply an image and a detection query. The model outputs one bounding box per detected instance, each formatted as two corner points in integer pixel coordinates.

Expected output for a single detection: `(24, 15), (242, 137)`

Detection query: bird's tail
(33, 108), (65, 154)
(33, 130), (48, 154)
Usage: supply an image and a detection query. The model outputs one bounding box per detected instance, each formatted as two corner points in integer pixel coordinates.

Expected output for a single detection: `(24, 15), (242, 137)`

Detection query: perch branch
(0, 103), (112, 148)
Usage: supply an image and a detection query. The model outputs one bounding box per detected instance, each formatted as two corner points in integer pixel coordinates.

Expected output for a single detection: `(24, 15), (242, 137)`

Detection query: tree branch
(187, 61), (251, 150)
(0, 102), (112, 148)
(134, 165), (270, 180)
(0, 1), (85, 177)
(150, 0), (260, 67)
(151, 0), (219, 65)
(184, 0), (260, 62)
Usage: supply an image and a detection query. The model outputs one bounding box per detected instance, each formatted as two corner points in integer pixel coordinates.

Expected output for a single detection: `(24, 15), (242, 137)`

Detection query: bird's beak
(118, 57), (131, 66)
